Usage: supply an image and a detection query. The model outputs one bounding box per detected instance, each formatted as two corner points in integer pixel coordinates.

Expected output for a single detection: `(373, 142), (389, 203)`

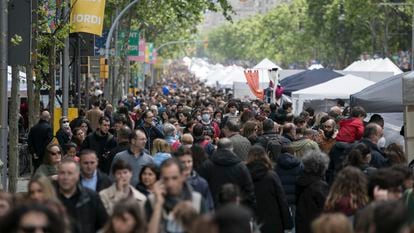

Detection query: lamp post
(379, 2), (414, 71)
(104, 0), (140, 59)
(0, 0), (8, 189)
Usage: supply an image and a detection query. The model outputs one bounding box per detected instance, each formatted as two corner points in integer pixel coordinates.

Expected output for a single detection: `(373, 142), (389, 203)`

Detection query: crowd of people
(0, 61), (413, 233)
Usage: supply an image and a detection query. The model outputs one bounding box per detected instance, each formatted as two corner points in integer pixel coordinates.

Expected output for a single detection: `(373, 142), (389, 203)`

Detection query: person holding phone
(146, 158), (208, 233)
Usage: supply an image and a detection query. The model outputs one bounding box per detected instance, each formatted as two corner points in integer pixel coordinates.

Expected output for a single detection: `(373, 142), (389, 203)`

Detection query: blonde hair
(151, 138), (171, 155)
(311, 213), (353, 233)
(181, 134), (194, 145)
(28, 175), (57, 201)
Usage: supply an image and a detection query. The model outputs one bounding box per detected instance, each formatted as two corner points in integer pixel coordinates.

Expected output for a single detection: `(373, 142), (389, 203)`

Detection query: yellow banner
(70, 0), (106, 36)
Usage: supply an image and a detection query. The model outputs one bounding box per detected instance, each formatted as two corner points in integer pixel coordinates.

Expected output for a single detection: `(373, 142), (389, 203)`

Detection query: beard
(324, 129), (334, 139)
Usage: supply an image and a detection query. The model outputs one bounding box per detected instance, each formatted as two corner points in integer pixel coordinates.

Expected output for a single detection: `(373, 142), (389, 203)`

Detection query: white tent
(254, 58), (282, 70)
(291, 74), (375, 114)
(308, 64), (324, 70)
(219, 65), (246, 87)
(253, 58), (282, 84)
(344, 58), (402, 75)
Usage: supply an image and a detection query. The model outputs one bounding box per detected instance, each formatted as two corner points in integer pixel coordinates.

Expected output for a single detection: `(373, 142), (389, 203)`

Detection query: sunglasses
(62, 120), (69, 123)
(49, 151), (61, 155)
(19, 225), (51, 233)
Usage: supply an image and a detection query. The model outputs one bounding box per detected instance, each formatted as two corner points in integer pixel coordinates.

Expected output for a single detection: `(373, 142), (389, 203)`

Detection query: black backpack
(258, 135), (282, 163)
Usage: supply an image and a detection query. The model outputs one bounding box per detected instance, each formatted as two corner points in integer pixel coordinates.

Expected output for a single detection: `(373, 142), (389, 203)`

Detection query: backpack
(259, 135), (282, 163)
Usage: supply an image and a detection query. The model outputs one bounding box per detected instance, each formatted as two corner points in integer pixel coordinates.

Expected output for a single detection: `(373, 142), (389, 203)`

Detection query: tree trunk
(8, 65), (20, 193)
(116, 9), (135, 101)
(26, 65), (37, 129)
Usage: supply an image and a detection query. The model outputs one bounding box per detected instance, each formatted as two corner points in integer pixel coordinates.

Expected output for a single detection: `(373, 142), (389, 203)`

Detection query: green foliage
(10, 34), (23, 46)
(104, 0), (234, 59)
(35, 2), (71, 87)
(206, 0), (414, 69)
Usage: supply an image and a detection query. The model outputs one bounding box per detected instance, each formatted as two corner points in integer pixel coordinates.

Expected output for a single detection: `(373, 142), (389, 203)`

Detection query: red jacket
(336, 117), (364, 143)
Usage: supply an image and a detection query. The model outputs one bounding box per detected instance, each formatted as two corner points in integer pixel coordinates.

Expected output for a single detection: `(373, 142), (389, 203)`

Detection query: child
(63, 143), (80, 162)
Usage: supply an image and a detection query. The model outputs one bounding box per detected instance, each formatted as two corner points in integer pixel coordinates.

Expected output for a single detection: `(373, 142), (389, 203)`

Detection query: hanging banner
(70, 0), (106, 36)
(129, 37), (145, 62)
(150, 49), (157, 64)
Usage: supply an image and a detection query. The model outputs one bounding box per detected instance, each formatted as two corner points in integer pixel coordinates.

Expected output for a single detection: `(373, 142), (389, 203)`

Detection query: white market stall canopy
(253, 58), (282, 70)
(291, 74), (375, 114)
(204, 65), (246, 87)
(344, 58), (402, 75)
(253, 58), (282, 84)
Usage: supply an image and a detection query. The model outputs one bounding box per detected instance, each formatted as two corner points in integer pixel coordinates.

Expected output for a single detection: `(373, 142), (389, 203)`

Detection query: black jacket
(326, 141), (353, 185)
(198, 149), (256, 211)
(56, 128), (71, 146)
(106, 141), (130, 174)
(81, 131), (117, 173)
(359, 138), (389, 168)
(247, 161), (293, 233)
(256, 131), (289, 162)
(79, 170), (112, 192)
(295, 175), (329, 233)
(28, 119), (53, 162)
(275, 153), (303, 205)
(57, 184), (108, 233)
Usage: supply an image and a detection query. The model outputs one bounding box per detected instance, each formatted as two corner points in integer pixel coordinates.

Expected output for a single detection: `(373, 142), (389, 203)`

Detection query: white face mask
(202, 114), (210, 122)
(377, 136), (386, 148)
(63, 122), (70, 129)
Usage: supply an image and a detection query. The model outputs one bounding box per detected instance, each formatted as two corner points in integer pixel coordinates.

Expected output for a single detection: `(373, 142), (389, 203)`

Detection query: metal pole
(0, 0), (9, 190)
(63, 40), (69, 115)
(62, 0), (70, 116)
(412, 5), (414, 71)
(105, 0), (140, 59)
(76, 34), (81, 109)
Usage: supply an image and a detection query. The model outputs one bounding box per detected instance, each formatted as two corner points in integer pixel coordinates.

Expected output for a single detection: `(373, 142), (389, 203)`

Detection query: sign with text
(70, 0), (106, 36)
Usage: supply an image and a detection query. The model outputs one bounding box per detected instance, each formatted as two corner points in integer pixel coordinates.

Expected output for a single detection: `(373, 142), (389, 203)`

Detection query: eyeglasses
(62, 120), (69, 123)
(19, 225), (51, 233)
(49, 151), (61, 155)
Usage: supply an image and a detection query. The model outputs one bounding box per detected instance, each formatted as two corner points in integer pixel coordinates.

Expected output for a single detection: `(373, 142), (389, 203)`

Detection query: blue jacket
(275, 153), (303, 205)
(188, 171), (214, 210)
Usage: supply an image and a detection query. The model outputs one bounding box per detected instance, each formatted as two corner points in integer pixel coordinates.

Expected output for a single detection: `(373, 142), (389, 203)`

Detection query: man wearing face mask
(199, 108), (220, 140)
(56, 117), (72, 146)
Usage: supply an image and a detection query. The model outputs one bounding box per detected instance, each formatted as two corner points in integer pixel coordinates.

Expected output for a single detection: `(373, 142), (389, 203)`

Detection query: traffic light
(100, 58), (109, 79)
(80, 56), (90, 75)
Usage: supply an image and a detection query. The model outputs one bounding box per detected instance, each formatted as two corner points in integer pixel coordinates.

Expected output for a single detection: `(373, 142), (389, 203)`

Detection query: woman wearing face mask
(56, 117), (72, 146)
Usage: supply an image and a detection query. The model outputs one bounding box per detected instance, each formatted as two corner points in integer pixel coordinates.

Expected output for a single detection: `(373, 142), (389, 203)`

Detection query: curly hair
(324, 166), (369, 212)
(344, 143), (371, 167)
(384, 143), (407, 165)
(302, 150), (329, 177)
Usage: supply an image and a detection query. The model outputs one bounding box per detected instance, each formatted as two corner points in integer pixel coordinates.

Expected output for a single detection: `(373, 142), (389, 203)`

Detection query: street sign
(117, 30), (139, 56)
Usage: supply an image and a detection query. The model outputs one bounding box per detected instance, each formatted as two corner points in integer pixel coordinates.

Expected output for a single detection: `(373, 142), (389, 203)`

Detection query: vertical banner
(138, 37), (146, 62)
(150, 49), (157, 64)
(70, 0), (106, 36)
(145, 43), (153, 63)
